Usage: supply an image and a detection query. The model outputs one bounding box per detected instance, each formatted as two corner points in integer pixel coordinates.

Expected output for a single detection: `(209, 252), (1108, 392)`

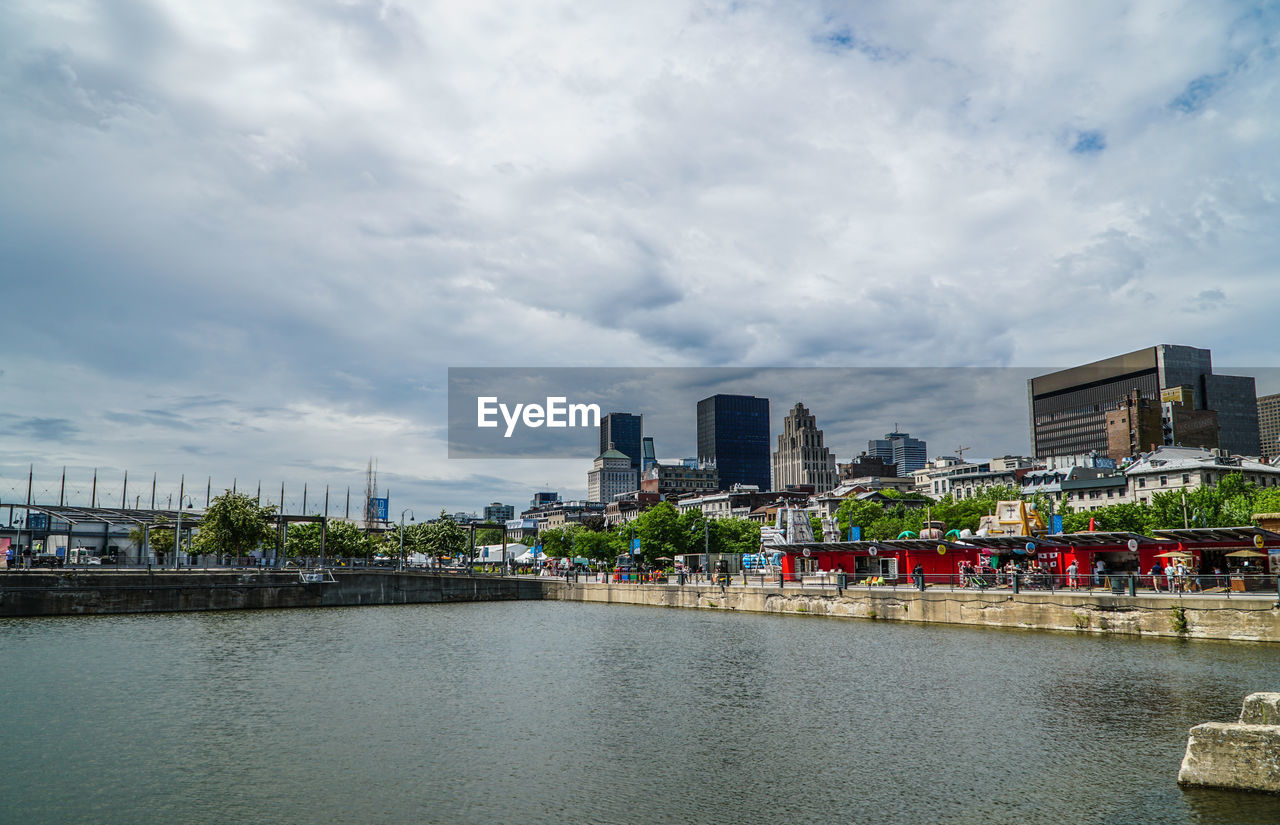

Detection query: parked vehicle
(32, 553), (64, 569)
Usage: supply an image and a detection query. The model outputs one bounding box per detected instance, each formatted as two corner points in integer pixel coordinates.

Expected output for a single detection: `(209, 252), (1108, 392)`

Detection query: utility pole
(173, 474), (184, 570)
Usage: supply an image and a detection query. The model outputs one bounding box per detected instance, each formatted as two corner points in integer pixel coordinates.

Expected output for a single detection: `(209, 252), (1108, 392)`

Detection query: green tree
(574, 529), (625, 564)
(286, 520), (376, 558)
(129, 516), (174, 561)
(538, 525), (579, 559)
(422, 511), (467, 560)
(1252, 488), (1280, 516)
(631, 501), (694, 566)
(473, 525), (505, 546)
(382, 521), (432, 561)
(712, 518), (761, 554)
(1089, 501), (1152, 534)
(835, 498), (885, 538)
(191, 491), (277, 559)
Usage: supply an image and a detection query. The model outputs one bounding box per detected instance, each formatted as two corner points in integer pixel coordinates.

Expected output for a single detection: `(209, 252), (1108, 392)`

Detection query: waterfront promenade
(4, 566), (1277, 643)
(543, 575), (1280, 643)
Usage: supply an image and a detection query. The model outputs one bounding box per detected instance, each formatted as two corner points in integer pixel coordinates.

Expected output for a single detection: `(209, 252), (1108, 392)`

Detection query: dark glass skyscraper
(697, 394), (770, 490)
(600, 413), (643, 475)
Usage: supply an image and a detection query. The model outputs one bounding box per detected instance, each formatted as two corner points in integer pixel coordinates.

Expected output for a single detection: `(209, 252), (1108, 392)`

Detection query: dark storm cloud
(1, 416), (80, 442)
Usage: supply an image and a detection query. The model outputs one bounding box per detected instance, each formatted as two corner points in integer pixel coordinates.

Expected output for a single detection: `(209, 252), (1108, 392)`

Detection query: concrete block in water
(1240, 692), (1280, 726)
(1178, 693), (1280, 793)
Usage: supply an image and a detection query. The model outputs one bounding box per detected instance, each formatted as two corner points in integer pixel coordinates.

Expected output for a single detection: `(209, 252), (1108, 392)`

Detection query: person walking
(1093, 558), (1105, 589)
(1067, 559), (1079, 590)
(1150, 561), (1163, 593)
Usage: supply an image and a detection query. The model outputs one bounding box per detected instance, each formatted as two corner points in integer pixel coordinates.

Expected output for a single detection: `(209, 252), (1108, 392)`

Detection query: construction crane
(955, 445), (971, 459)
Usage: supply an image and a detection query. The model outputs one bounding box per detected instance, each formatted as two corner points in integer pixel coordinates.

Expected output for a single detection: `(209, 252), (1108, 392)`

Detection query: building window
(1182, 474), (1189, 484)
(1138, 478), (1146, 488)
(1159, 476), (1167, 486)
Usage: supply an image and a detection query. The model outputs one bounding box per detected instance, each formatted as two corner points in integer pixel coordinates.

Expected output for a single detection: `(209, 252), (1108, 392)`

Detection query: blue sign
(28, 513), (49, 531)
(368, 497), (389, 520)
(1050, 515), (1064, 534)
(55, 547), (65, 557)
(631, 537), (641, 554)
(849, 526), (862, 541)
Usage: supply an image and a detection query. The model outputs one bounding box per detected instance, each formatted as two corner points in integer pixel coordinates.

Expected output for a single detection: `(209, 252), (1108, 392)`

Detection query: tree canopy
(422, 511), (468, 559)
(285, 520), (377, 558)
(191, 491), (277, 557)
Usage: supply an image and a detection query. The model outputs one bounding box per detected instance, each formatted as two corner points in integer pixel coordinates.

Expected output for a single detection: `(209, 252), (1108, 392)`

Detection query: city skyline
(9, 361), (1280, 514)
(5, 3), (1280, 514)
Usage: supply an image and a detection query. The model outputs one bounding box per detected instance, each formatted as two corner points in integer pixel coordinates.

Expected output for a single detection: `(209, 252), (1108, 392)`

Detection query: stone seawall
(542, 581), (1280, 643)
(0, 570), (541, 617)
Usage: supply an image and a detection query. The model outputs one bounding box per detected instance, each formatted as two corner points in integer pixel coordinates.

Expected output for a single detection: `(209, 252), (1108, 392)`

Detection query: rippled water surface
(3, 602), (1279, 824)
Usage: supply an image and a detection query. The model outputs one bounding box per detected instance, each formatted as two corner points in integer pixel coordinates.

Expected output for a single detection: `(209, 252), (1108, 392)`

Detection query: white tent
(513, 548), (546, 563)
(472, 543), (518, 561)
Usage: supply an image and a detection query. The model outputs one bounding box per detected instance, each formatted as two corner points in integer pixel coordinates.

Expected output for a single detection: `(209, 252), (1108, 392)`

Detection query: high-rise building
(600, 413), (643, 478)
(482, 502), (514, 522)
(1028, 345), (1259, 457)
(530, 491), (560, 509)
(587, 447), (636, 504)
(771, 402), (838, 493)
(1259, 393), (1280, 461)
(640, 436), (657, 473)
(868, 430), (926, 477)
(697, 394), (770, 490)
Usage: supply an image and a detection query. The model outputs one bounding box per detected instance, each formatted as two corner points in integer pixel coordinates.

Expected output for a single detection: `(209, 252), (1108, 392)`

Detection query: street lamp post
(173, 475), (185, 570)
(399, 509), (415, 571)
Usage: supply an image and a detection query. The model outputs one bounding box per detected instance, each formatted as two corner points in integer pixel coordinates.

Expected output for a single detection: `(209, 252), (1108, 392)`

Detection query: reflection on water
(2, 603), (1278, 825)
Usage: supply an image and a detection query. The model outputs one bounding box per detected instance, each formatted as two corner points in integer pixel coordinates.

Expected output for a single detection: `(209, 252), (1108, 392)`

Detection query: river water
(2, 601), (1278, 824)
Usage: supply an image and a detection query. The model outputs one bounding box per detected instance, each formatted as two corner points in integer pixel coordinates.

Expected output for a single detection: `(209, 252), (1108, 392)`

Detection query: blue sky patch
(1071, 130), (1107, 154)
(816, 25), (906, 61)
(1170, 73), (1225, 113)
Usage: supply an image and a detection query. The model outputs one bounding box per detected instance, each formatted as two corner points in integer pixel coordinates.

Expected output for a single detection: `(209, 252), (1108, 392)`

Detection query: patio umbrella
(1224, 549), (1267, 558)
(1154, 551), (1194, 559)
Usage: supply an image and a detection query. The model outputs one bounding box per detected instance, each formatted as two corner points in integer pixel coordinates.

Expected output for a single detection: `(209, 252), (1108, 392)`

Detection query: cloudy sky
(3, 0), (1279, 515)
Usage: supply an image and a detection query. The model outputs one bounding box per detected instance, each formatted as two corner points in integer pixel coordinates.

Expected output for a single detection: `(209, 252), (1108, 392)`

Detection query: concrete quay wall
(0, 570), (541, 617)
(543, 581), (1280, 643)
